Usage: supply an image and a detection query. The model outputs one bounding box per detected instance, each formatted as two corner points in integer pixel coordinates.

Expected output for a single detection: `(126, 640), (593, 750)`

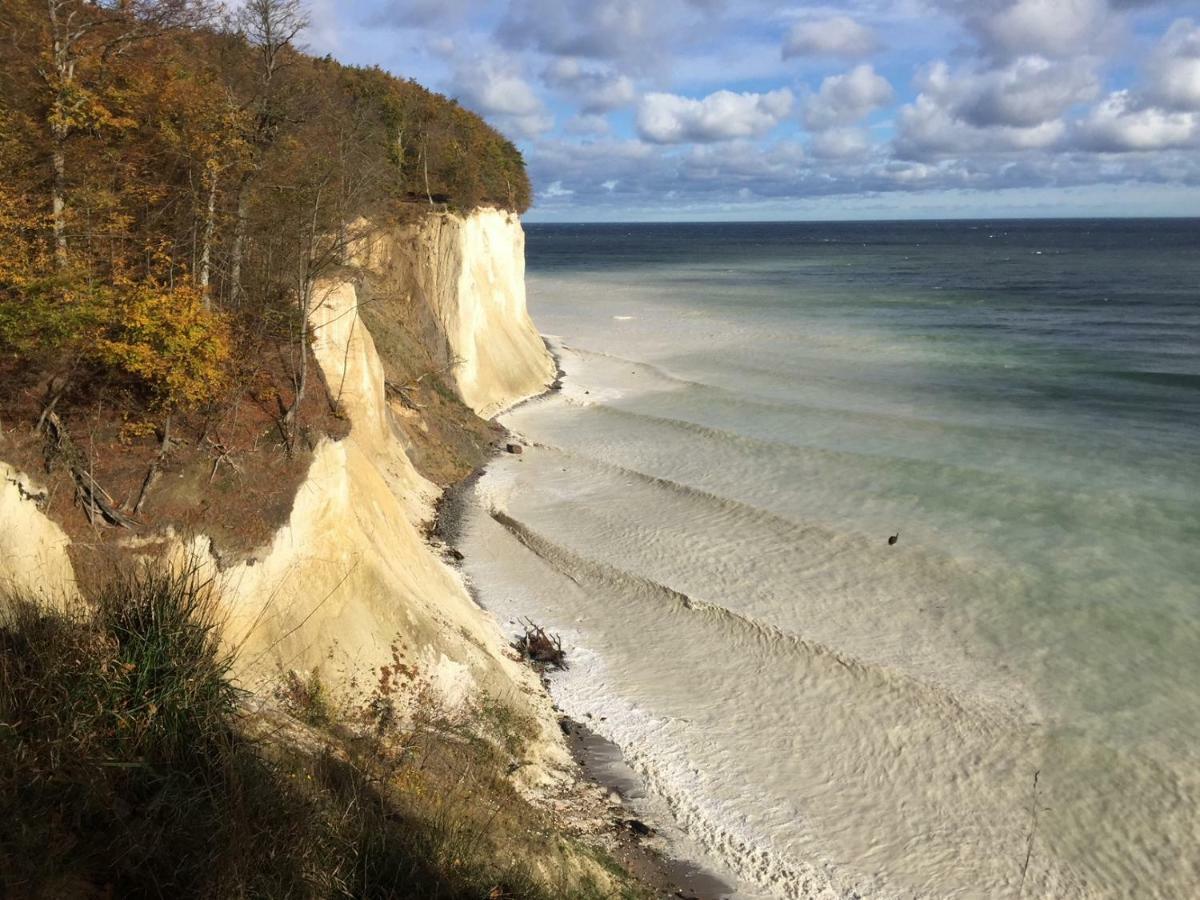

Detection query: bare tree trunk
(422, 139), (434, 206)
(51, 135), (68, 267)
(283, 182), (324, 449)
(288, 287), (309, 429)
(47, 0), (72, 268)
(229, 176), (249, 307)
(281, 276), (310, 452)
(132, 415), (171, 514)
(198, 165), (218, 308)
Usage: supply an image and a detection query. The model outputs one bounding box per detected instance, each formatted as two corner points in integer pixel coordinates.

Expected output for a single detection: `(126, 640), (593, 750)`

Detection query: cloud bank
(305, 0), (1200, 218)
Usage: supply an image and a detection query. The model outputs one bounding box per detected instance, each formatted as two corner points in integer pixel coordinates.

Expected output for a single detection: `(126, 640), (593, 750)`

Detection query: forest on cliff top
(0, 0), (530, 552)
(0, 0), (529, 439)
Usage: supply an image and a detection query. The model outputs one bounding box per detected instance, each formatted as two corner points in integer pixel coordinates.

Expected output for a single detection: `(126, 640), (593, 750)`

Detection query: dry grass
(0, 567), (645, 900)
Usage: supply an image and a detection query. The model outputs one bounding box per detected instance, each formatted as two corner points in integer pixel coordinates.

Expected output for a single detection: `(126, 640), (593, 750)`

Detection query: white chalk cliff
(349, 207), (557, 417)
(0, 208), (565, 775)
(0, 462), (76, 601)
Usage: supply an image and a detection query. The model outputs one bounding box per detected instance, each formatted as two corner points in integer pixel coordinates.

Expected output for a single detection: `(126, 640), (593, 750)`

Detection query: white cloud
(891, 54), (1103, 159)
(895, 93), (1066, 159)
(365, 0), (475, 27)
(917, 57), (1099, 129)
(804, 64), (894, 130)
(809, 128), (873, 159)
(525, 132), (1200, 215)
(1077, 90), (1199, 151)
(637, 88), (794, 143)
(565, 113), (612, 135)
(450, 54), (553, 138)
(497, 0), (714, 68)
(543, 58), (636, 113)
(783, 15), (879, 59)
(1146, 19), (1200, 112)
(679, 140), (808, 193)
(942, 0), (1114, 60)
(985, 0), (1107, 56)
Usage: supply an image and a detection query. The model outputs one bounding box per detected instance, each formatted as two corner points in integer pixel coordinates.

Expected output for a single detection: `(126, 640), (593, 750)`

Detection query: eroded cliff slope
(351, 207), (557, 418)
(0, 209), (563, 773)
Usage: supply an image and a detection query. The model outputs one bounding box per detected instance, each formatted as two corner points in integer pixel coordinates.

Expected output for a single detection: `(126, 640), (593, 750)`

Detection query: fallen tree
(513, 618), (567, 670)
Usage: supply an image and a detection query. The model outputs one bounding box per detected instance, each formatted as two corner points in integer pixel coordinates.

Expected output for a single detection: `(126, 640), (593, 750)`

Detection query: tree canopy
(0, 0), (531, 428)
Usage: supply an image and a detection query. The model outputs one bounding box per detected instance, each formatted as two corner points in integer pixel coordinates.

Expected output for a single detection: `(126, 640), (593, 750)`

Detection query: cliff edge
(350, 207), (557, 418)
(0, 208), (564, 778)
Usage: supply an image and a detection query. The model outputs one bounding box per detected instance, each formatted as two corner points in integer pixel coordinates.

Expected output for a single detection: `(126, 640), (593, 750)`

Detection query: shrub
(0, 568), (645, 900)
(0, 274), (231, 415)
(93, 278), (232, 413)
(0, 567), (316, 898)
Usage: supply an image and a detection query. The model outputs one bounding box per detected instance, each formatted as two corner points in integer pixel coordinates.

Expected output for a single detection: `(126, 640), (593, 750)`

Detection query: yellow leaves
(153, 65), (254, 176)
(118, 418), (159, 444)
(49, 80), (135, 136)
(0, 107), (53, 284)
(94, 278), (232, 412)
(3, 261), (231, 414)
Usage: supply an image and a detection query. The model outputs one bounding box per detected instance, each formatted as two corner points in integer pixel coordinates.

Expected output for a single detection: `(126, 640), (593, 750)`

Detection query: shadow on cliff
(0, 565), (640, 900)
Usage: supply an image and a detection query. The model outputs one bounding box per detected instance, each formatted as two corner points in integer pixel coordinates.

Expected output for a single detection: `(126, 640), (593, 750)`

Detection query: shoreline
(432, 352), (737, 900)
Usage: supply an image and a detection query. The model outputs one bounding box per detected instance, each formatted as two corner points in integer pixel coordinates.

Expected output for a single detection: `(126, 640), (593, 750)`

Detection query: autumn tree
(13, 1), (208, 267)
(154, 61), (252, 307)
(228, 0), (307, 307)
(0, 0), (532, 493)
(0, 1), (231, 441)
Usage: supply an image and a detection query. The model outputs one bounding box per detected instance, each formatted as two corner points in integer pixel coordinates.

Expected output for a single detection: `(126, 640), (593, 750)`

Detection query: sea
(457, 219), (1200, 899)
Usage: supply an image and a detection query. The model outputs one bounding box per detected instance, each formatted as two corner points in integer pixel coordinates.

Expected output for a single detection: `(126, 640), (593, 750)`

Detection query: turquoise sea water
(462, 220), (1200, 898)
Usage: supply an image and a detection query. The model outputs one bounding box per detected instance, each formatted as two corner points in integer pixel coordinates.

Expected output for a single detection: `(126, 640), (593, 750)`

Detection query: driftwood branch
(383, 379), (425, 409)
(205, 435), (243, 483)
(132, 415), (172, 514)
(383, 356), (465, 410)
(512, 618), (567, 670)
(1019, 769), (1042, 894)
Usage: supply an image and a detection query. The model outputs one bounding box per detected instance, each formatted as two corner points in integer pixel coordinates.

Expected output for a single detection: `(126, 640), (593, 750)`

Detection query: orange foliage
(0, 0), (530, 429)
(94, 278), (231, 412)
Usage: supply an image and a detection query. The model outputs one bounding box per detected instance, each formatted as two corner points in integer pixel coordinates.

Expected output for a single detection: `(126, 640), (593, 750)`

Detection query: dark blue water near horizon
(527, 218), (1200, 447)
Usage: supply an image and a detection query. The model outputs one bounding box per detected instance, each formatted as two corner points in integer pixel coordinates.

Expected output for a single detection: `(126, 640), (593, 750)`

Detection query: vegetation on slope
(0, 567), (643, 899)
(0, 8), (639, 898)
(0, 0), (528, 552)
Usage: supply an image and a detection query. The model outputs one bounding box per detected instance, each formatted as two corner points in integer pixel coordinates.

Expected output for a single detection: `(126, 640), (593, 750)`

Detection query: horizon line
(523, 213), (1200, 225)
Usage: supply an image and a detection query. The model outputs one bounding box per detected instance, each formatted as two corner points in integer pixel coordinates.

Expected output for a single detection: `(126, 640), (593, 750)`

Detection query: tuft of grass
(0, 566), (318, 898)
(0, 567), (649, 899)
(475, 692), (539, 760)
(278, 667), (335, 728)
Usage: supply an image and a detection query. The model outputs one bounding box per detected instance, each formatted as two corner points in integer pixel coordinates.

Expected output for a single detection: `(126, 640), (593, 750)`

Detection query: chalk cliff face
(0, 209), (565, 777)
(208, 275), (563, 772)
(350, 207), (556, 417)
(0, 463), (76, 602)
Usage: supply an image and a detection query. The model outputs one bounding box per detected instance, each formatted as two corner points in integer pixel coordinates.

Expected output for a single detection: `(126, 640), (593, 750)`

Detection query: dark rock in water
(449, 548), (464, 561)
(888, 533), (899, 546)
(506, 443), (523, 454)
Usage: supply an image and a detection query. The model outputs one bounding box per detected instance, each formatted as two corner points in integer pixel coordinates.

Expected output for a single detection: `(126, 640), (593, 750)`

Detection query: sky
(300, 0), (1200, 221)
